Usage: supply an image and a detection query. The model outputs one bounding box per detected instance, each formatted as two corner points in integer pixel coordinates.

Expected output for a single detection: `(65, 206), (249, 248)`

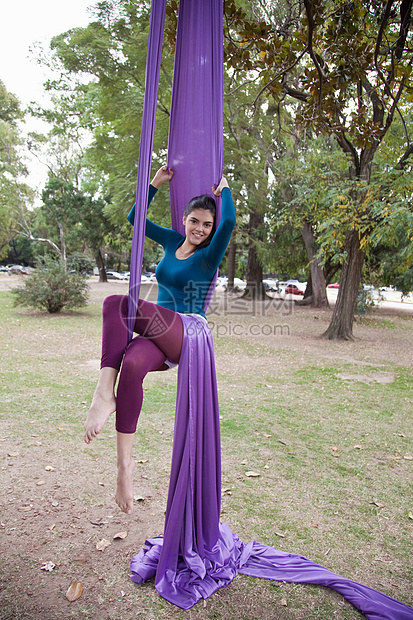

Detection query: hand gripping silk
(128, 1), (413, 617)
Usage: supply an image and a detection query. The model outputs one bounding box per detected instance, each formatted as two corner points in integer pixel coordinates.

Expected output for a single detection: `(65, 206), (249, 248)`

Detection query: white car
(106, 271), (128, 280)
(263, 278), (279, 292)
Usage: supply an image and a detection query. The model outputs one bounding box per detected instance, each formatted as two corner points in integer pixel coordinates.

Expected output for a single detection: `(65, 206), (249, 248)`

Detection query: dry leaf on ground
(113, 531), (128, 540)
(96, 539), (111, 552)
(66, 581), (83, 602)
(45, 466), (55, 471)
(245, 471), (260, 477)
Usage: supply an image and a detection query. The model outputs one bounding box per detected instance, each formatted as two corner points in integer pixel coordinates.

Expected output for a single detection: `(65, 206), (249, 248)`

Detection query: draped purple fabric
(167, 0), (223, 312)
(127, 0), (166, 340)
(130, 317), (413, 618)
(167, 0), (223, 236)
(128, 1), (413, 617)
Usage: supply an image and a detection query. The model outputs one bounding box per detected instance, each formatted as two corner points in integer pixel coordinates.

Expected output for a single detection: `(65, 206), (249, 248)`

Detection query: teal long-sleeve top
(127, 185), (236, 318)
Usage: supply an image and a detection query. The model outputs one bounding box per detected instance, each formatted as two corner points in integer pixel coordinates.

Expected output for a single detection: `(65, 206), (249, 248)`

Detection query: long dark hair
(184, 194), (216, 250)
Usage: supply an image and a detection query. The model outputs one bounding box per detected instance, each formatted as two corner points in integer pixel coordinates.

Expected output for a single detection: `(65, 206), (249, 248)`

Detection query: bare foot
(84, 390), (116, 444)
(115, 461), (136, 514)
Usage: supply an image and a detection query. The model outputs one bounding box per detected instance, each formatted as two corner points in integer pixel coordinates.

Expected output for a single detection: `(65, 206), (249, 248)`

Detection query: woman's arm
(204, 180), (236, 268)
(127, 165), (174, 225)
(127, 184), (158, 226)
(127, 166), (175, 246)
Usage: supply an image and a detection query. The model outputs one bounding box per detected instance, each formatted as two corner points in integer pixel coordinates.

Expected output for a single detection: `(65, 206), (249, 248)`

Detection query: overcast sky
(1, 0), (95, 191)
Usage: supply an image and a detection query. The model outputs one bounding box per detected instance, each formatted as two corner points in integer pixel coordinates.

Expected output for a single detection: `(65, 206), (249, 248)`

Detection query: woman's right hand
(151, 165), (174, 189)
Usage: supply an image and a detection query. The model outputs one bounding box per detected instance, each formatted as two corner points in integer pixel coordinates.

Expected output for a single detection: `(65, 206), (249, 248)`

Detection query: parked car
(233, 278), (246, 289)
(214, 276), (246, 290)
(106, 270), (128, 280)
(215, 276), (227, 287)
(7, 265), (29, 275)
(263, 278), (279, 292)
(285, 283), (305, 295)
(120, 271), (130, 279)
(327, 283), (339, 289)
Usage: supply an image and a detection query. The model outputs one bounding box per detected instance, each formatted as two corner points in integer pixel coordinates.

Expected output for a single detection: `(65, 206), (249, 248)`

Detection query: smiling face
(183, 208), (215, 247)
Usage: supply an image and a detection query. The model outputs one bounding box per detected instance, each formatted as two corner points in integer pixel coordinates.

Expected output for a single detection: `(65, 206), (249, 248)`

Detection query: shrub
(12, 256), (89, 313)
(66, 252), (95, 275)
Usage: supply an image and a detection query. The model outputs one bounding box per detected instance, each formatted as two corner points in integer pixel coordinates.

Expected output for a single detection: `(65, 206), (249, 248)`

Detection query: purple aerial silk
(127, 0), (166, 340)
(128, 1), (413, 617)
(167, 0), (223, 236)
(130, 319), (413, 618)
(166, 0), (223, 311)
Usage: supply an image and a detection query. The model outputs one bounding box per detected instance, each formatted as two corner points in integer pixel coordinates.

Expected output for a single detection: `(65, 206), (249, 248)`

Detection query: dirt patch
(336, 372), (396, 384)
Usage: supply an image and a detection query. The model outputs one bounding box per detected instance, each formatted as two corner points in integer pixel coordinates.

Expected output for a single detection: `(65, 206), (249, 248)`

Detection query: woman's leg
(114, 338), (167, 513)
(101, 294), (184, 366)
(84, 367), (118, 444)
(85, 295), (183, 444)
(115, 432), (135, 514)
(114, 323), (183, 513)
(84, 295), (129, 443)
(115, 336), (168, 434)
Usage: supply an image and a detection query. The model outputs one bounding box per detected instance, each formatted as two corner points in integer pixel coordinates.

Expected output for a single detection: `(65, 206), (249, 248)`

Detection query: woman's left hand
(212, 177), (229, 196)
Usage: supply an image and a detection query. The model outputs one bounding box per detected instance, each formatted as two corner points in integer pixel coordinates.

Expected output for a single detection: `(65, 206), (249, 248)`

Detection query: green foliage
(0, 81), (34, 258)
(4, 236), (35, 267)
(28, 0), (413, 318)
(12, 256), (89, 313)
(66, 252), (95, 274)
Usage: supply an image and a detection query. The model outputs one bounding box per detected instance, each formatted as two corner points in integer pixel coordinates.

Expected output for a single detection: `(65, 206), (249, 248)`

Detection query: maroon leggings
(101, 295), (183, 433)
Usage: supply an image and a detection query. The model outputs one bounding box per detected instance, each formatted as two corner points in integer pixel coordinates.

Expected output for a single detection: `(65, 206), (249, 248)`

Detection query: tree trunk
(243, 210), (266, 300)
(96, 249), (107, 282)
(226, 234), (236, 292)
(58, 222), (66, 268)
(322, 229), (365, 340)
(297, 270), (314, 306)
(301, 220), (328, 308)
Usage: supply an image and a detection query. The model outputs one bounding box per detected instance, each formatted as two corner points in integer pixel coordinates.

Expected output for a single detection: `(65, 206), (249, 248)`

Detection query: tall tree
(0, 81), (34, 258)
(224, 0), (413, 339)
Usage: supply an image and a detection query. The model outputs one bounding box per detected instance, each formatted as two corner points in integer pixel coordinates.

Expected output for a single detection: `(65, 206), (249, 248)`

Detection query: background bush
(12, 256), (89, 313)
(66, 252), (95, 275)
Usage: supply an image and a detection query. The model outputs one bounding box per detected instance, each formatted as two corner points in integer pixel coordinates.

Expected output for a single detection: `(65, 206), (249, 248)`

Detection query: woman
(84, 165), (236, 514)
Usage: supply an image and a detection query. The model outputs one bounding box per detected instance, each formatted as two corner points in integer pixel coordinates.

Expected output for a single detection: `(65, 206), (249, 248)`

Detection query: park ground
(0, 276), (412, 619)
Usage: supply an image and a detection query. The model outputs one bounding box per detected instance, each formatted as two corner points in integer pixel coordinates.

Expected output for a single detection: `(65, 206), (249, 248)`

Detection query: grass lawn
(0, 278), (412, 619)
